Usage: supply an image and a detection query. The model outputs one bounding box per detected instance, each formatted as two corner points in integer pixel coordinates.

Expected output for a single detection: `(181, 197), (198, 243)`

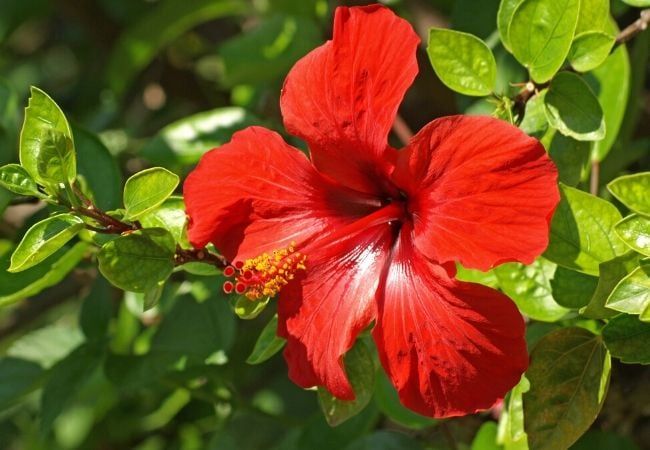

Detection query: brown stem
(616, 9), (650, 45)
(590, 160), (600, 196)
(393, 114), (414, 146)
(174, 246), (228, 270)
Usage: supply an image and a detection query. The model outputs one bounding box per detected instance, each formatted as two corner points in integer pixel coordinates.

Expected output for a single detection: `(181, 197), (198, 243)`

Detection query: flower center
(222, 241), (307, 300)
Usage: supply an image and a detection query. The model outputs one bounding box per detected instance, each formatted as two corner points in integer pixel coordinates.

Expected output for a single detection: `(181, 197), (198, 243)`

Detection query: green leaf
(550, 266), (598, 309)
(123, 167), (179, 220)
(73, 125), (122, 211)
(106, 0), (248, 94)
(544, 184), (626, 275)
(548, 134), (590, 186)
(544, 72), (605, 141)
(497, 0), (522, 52)
(139, 107), (259, 168)
(494, 258), (568, 322)
(575, 0), (610, 34)
(587, 36), (630, 161)
(9, 214), (85, 272)
(374, 371), (436, 430)
(471, 421), (501, 450)
(572, 430), (640, 450)
(343, 431), (425, 450)
(620, 0), (650, 6)
(7, 324), (83, 369)
(605, 263), (650, 316)
(602, 314), (650, 364)
(0, 242), (88, 307)
(608, 173), (650, 214)
(152, 293), (236, 359)
(615, 214), (650, 256)
(0, 357), (44, 412)
(583, 252), (641, 319)
(0, 163), (44, 197)
(41, 342), (103, 433)
(497, 375), (529, 450)
(140, 196), (188, 247)
(519, 91), (548, 138)
(455, 263), (499, 288)
(523, 327), (610, 450)
(509, 0), (580, 83)
(427, 28), (497, 96)
(97, 228), (175, 293)
(318, 339), (375, 427)
(232, 295), (270, 320)
(19, 86), (74, 186)
(80, 276), (113, 342)
(568, 32), (615, 73)
(218, 14), (321, 87)
(246, 314), (285, 365)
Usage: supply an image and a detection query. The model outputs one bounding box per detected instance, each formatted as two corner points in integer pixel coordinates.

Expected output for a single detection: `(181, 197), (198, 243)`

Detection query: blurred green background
(0, 0), (648, 449)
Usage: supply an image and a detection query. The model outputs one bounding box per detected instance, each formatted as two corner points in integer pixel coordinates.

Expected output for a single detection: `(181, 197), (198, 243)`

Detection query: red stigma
(223, 281), (234, 294)
(224, 266), (235, 277)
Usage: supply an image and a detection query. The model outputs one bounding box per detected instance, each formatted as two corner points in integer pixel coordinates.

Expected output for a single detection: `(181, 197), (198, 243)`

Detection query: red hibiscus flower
(184, 5), (559, 417)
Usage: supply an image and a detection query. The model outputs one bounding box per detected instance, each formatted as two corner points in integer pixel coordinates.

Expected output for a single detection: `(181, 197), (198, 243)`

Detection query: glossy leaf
(587, 39), (630, 162)
(140, 196), (188, 247)
(73, 125), (122, 211)
(575, 0), (610, 34)
(551, 266), (598, 309)
(80, 276), (113, 342)
(523, 327), (610, 450)
(497, 375), (529, 450)
(0, 163), (43, 197)
(583, 252), (641, 319)
(608, 173), (650, 214)
(246, 314), (285, 365)
(497, 0), (522, 52)
(519, 91), (548, 138)
(318, 339), (375, 427)
(41, 342), (104, 433)
(494, 258), (568, 322)
(373, 371), (436, 429)
(107, 0), (247, 94)
(97, 228), (175, 293)
(544, 72), (605, 141)
(471, 422), (501, 450)
(19, 86), (75, 186)
(232, 295), (270, 320)
(427, 28), (496, 96)
(0, 242), (87, 307)
(509, 0), (580, 82)
(620, 0), (650, 6)
(615, 214), (650, 256)
(139, 107), (259, 168)
(0, 357), (44, 412)
(9, 214), (85, 272)
(602, 314), (650, 364)
(568, 32), (615, 73)
(123, 167), (179, 220)
(606, 263), (650, 316)
(544, 184), (626, 275)
(548, 133), (590, 186)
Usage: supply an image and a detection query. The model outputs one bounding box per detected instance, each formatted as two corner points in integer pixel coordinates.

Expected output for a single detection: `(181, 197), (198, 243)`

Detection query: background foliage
(0, 0), (649, 449)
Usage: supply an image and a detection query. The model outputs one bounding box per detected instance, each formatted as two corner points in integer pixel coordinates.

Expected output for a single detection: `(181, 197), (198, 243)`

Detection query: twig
(616, 9), (650, 45)
(174, 246), (228, 270)
(393, 114), (414, 146)
(590, 161), (600, 196)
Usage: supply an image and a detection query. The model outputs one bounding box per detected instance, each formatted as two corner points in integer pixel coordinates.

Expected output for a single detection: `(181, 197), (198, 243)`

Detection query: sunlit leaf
(606, 263), (650, 316)
(608, 172), (650, 214)
(568, 32), (615, 73)
(246, 314), (285, 365)
(0, 163), (44, 197)
(615, 214), (650, 256)
(123, 167), (179, 220)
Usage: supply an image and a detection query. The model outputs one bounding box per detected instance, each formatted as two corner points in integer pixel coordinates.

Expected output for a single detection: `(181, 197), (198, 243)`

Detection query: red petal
(373, 224), (528, 418)
(393, 116), (559, 271)
(183, 126), (378, 261)
(280, 5), (419, 194)
(278, 223), (393, 399)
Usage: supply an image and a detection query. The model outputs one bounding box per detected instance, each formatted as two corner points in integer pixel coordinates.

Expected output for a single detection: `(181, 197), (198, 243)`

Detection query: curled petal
(184, 126), (378, 261)
(281, 5), (419, 194)
(279, 222), (393, 399)
(393, 115), (559, 271)
(373, 224), (528, 417)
